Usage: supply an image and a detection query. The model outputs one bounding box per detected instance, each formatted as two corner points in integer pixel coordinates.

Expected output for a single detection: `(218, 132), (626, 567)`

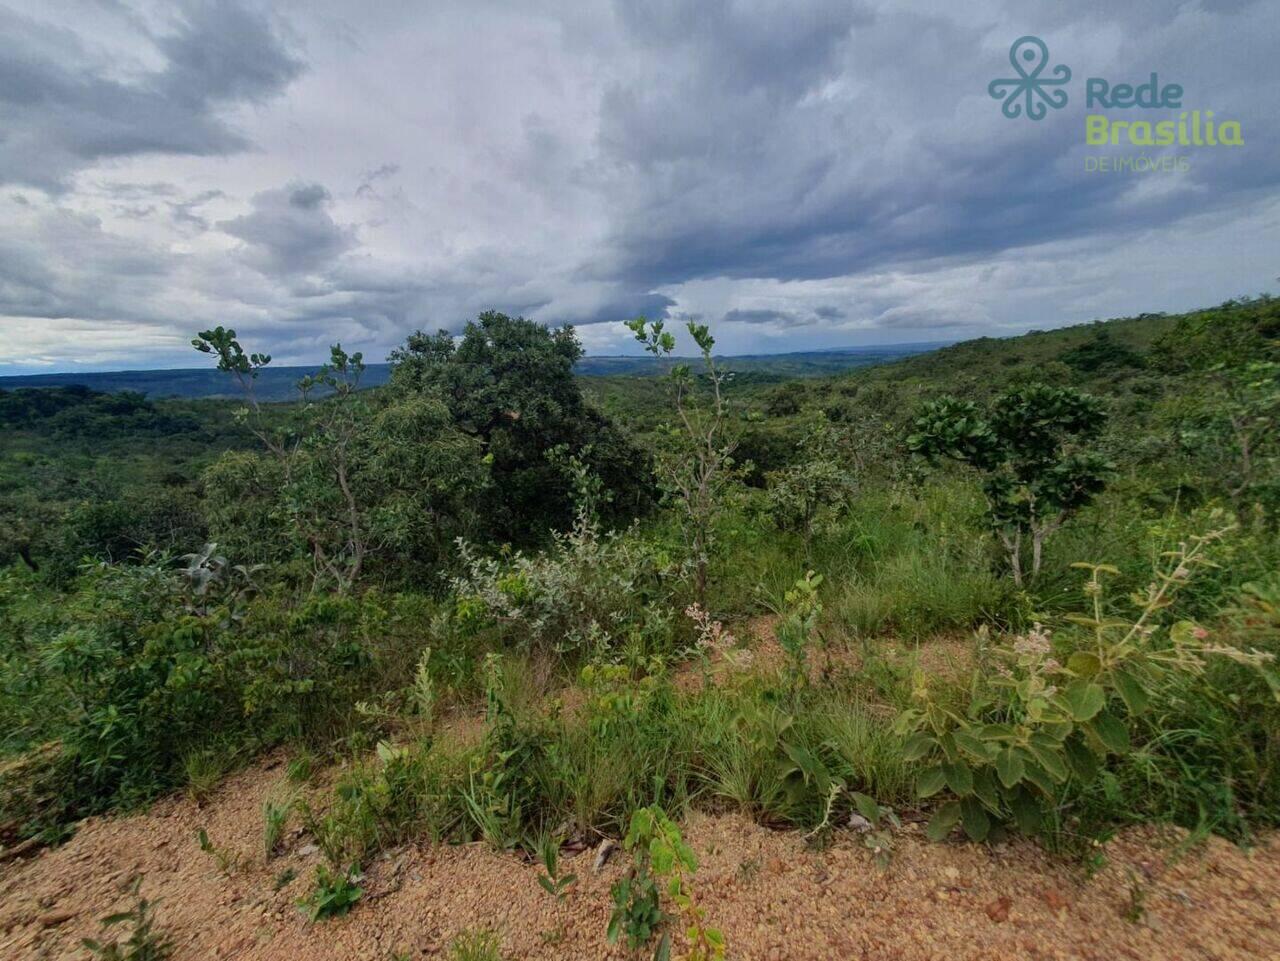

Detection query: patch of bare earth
(2, 752), (1277, 961)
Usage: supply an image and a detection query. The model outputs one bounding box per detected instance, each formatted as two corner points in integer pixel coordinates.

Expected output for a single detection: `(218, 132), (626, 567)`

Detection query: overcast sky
(1, 0), (1277, 372)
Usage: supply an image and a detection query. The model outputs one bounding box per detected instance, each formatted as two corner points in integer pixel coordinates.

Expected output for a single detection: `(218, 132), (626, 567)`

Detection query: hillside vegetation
(1, 298), (1277, 958)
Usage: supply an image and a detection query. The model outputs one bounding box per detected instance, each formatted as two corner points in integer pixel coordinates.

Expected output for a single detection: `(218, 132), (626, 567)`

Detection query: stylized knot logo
(988, 36), (1071, 120)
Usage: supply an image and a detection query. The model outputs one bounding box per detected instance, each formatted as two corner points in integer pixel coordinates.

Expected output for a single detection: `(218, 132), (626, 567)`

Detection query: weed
(182, 749), (229, 805)
(195, 827), (240, 875)
(82, 877), (173, 961)
(1122, 869), (1146, 923)
(899, 518), (1277, 843)
(286, 752), (316, 785)
(610, 805), (725, 961)
(272, 867), (297, 891)
(299, 863), (362, 921)
(263, 796), (292, 858)
(448, 928), (504, 961)
(531, 830), (577, 901)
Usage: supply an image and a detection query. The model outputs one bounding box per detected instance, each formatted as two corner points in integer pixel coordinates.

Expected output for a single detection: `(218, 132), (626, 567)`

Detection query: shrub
(82, 877), (173, 961)
(908, 384), (1112, 585)
(451, 505), (679, 662)
(898, 520), (1278, 843)
(299, 863), (362, 921)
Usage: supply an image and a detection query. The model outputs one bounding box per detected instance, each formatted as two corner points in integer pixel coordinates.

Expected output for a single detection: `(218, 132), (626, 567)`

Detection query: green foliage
(1169, 362), (1279, 509)
(1059, 327), (1146, 374)
(628, 315), (740, 605)
(389, 312), (648, 542)
(451, 477), (679, 660)
(531, 830), (577, 900)
(195, 827), (241, 875)
(448, 928), (504, 961)
(305, 738), (470, 868)
(299, 863), (363, 921)
(908, 384), (1111, 585)
(263, 796), (292, 858)
(611, 805), (725, 961)
(774, 571), (824, 692)
(197, 330), (487, 591)
(898, 521), (1278, 844)
(765, 414), (855, 554)
(4, 295), (1279, 884)
(81, 877), (174, 961)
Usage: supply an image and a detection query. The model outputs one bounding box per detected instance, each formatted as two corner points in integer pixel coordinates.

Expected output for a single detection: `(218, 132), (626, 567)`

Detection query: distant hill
(0, 343), (946, 401)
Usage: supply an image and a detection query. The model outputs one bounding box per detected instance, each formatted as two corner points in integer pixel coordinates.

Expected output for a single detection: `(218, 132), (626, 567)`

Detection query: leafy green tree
(766, 414), (855, 555)
(194, 328), (484, 590)
(908, 384), (1110, 585)
(626, 316), (738, 606)
(1172, 362), (1279, 509)
(1059, 327), (1145, 373)
(1151, 295), (1280, 373)
(389, 312), (646, 543)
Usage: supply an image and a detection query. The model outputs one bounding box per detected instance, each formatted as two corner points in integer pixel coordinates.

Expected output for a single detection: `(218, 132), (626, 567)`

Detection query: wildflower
(1013, 623), (1052, 658)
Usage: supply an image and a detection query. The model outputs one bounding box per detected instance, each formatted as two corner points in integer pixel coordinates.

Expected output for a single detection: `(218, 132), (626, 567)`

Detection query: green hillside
(1, 300), (1277, 939)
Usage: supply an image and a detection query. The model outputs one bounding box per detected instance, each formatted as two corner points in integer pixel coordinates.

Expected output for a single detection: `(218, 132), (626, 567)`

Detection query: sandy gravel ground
(2, 752), (1278, 961)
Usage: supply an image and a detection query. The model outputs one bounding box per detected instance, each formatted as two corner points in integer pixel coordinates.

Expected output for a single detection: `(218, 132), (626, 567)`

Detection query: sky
(1, 0), (1278, 372)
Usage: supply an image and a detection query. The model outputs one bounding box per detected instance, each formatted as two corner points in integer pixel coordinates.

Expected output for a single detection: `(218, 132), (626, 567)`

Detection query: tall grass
(819, 486), (1020, 641)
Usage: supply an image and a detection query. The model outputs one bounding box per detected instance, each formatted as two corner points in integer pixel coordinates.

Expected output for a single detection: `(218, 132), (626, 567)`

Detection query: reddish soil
(2, 753), (1278, 961)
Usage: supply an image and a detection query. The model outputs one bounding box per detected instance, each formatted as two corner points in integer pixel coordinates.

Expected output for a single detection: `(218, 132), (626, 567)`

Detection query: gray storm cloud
(0, 0), (1277, 371)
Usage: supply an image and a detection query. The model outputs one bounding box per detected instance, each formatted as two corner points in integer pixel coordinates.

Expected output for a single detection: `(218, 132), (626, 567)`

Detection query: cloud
(871, 305), (984, 331)
(220, 183), (354, 275)
(0, 1), (301, 191)
(722, 308), (805, 327)
(1, 0), (1279, 371)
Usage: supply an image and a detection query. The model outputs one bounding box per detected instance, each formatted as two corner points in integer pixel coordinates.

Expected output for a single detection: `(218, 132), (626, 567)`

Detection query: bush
(452, 506), (682, 662)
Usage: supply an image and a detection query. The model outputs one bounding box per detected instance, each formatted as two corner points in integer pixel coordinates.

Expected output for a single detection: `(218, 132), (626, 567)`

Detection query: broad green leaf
(1062, 737), (1100, 783)
(917, 766), (946, 798)
(954, 729), (996, 762)
(995, 747), (1025, 788)
(901, 732), (934, 761)
(1090, 710), (1131, 754)
(1062, 680), (1106, 722)
(971, 767), (1001, 810)
(1112, 669), (1150, 714)
(1026, 737), (1068, 782)
(1067, 651), (1102, 678)
(926, 801), (961, 841)
(1021, 762), (1057, 796)
(1009, 788), (1043, 835)
(942, 760), (973, 796)
(960, 796), (991, 842)
(852, 792), (880, 825)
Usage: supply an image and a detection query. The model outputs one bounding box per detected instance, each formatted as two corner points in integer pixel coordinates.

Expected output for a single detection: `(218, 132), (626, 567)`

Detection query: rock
(39, 911), (75, 928)
(592, 839), (617, 873)
(985, 897), (1012, 923)
(1042, 888), (1070, 912)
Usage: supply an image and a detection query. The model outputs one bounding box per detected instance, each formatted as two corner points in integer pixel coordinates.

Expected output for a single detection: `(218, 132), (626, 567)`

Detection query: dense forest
(1, 297), (1278, 955)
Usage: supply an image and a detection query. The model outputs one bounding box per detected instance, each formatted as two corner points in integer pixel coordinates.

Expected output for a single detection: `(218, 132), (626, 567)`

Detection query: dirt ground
(2, 752), (1278, 961)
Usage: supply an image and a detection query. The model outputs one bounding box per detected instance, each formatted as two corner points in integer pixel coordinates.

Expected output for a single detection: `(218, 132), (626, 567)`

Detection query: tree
(389, 312), (647, 543)
(626, 316), (738, 606)
(1172, 362), (1279, 509)
(766, 414), (855, 556)
(907, 384), (1111, 586)
(193, 328), (484, 590)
